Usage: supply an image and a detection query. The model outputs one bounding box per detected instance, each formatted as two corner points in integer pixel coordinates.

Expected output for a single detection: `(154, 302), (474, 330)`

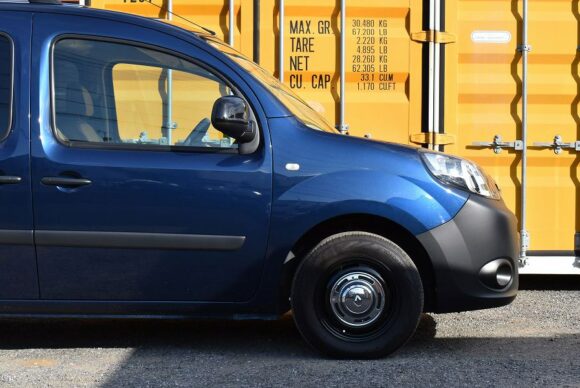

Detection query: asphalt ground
(0, 276), (578, 387)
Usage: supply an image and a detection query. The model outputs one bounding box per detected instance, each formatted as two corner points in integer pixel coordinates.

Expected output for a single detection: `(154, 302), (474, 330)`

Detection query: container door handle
(0, 176), (22, 185)
(533, 135), (580, 155)
(41, 177), (92, 187)
(472, 135), (523, 154)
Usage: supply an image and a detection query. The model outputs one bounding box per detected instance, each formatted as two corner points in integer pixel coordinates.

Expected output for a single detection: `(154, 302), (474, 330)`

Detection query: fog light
(495, 263), (512, 287)
(479, 258), (514, 290)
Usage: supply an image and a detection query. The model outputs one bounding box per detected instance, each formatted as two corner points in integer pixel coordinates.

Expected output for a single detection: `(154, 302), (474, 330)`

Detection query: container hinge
(472, 135), (523, 154)
(336, 124), (349, 135)
(411, 31), (456, 44)
(519, 230), (530, 267)
(533, 135), (580, 155)
(409, 133), (455, 146)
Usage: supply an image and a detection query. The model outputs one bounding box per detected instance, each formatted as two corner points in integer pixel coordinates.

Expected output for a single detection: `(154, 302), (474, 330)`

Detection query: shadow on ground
(0, 313), (577, 386)
(0, 274), (577, 351)
(0, 280), (577, 386)
(519, 275), (580, 290)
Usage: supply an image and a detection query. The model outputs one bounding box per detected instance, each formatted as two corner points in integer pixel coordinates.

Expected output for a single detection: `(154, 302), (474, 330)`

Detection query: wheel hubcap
(329, 271), (386, 328)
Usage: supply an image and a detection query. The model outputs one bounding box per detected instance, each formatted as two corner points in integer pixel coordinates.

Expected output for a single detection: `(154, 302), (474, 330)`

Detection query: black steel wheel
(291, 232), (423, 358)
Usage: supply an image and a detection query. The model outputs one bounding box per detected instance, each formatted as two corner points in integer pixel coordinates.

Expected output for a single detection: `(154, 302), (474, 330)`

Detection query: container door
(0, 13), (38, 299)
(444, 0), (580, 273)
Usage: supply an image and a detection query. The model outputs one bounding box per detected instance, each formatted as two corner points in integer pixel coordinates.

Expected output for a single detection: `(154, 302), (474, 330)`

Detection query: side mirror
(211, 96), (255, 144)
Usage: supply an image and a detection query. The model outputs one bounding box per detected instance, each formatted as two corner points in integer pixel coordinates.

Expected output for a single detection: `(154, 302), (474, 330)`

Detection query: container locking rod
(338, 0), (348, 134)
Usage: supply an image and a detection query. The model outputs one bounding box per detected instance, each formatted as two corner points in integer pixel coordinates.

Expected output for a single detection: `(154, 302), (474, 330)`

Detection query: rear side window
(0, 35), (13, 140)
(52, 38), (239, 150)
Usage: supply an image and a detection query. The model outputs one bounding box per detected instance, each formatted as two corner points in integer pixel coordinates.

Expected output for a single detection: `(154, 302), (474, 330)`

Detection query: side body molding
(0, 230), (245, 251)
(0, 230), (33, 245)
(34, 231), (245, 251)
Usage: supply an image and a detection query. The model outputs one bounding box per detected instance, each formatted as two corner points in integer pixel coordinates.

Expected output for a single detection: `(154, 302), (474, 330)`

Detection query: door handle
(41, 177), (92, 187)
(0, 176), (22, 185)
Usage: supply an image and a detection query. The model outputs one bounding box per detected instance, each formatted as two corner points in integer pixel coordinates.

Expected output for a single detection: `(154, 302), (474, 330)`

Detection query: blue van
(0, 0), (518, 358)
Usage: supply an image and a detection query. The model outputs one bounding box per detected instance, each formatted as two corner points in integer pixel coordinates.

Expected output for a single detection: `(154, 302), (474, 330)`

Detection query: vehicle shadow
(0, 277), (575, 351)
(519, 275), (580, 290)
(0, 310), (577, 386)
(0, 310), (568, 352)
(0, 284), (577, 385)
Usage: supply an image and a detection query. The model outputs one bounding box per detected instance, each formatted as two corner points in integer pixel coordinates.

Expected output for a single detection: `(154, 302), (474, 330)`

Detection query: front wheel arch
(278, 214), (436, 314)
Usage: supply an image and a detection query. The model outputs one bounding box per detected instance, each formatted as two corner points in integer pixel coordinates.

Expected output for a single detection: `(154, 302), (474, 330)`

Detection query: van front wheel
(291, 232), (423, 358)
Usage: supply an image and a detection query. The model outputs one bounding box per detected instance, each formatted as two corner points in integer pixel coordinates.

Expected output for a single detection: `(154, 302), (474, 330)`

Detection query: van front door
(31, 14), (272, 304)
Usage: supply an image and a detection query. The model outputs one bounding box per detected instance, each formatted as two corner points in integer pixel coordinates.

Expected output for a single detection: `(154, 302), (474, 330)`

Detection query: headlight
(420, 151), (501, 199)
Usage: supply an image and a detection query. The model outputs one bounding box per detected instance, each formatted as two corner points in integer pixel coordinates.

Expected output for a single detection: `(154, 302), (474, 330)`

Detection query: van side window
(0, 35), (12, 140)
(52, 38), (238, 150)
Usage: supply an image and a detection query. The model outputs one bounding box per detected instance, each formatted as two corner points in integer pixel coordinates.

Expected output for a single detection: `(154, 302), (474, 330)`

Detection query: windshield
(204, 38), (337, 133)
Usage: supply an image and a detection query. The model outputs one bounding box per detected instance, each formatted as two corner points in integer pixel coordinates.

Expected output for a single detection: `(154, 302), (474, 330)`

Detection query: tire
(291, 231), (423, 358)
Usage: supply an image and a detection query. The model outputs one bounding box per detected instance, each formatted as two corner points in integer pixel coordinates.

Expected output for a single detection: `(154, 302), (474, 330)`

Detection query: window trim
(0, 32), (14, 143)
(49, 34), (258, 154)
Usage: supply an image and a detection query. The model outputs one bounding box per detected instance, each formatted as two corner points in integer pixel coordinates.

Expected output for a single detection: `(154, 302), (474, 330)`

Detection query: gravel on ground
(0, 278), (578, 387)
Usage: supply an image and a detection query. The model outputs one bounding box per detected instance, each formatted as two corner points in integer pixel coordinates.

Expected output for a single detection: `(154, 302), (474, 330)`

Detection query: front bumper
(417, 195), (519, 313)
